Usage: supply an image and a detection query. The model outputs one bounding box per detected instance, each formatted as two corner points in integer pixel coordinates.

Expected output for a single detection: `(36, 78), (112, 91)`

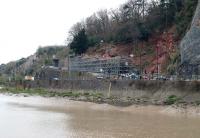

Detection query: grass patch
(90, 92), (103, 99)
(164, 95), (181, 105)
(83, 92), (90, 96)
(195, 101), (200, 106)
(0, 87), (103, 99)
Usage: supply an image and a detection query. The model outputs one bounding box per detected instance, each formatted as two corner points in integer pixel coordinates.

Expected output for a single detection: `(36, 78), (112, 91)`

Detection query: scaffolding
(69, 56), (138, 77)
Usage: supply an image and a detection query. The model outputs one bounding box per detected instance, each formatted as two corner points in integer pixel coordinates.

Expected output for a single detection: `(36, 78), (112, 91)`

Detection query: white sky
(0, 0), (127, 64)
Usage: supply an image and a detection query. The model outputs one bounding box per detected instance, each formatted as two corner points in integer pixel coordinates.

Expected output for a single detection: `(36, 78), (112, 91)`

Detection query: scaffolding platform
(69, 56), (138, 76)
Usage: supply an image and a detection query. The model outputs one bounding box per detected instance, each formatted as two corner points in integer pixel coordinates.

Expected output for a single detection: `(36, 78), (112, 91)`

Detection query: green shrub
(165, 95), (181, 105)
(84, 92), (90, 96)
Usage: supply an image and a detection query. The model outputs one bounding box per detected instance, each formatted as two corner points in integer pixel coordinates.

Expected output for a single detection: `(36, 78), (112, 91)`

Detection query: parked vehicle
(96, 76), (104, 79)
(154, 75), (167, 80)
(128, 73), (139, 80)
(142, 75), (149, 80)
(53, 77), (59, 80)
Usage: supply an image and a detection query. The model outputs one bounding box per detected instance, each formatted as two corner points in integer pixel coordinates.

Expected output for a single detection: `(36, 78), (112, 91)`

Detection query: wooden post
(108, 81), (112, 98)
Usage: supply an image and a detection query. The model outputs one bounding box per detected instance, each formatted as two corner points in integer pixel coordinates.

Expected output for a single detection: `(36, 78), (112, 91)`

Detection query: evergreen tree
(70, 29), (88, 55)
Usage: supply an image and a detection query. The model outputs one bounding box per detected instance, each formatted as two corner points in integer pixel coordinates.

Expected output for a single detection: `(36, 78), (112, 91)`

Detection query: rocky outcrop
(180, 0), (200, 64)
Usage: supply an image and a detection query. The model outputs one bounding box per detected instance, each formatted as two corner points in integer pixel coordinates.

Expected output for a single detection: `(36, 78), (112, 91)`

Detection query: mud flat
(1, 95), (200, 138)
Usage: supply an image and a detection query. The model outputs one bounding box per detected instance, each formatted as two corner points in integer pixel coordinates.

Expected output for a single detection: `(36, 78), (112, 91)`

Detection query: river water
(0, 95), (200, 138)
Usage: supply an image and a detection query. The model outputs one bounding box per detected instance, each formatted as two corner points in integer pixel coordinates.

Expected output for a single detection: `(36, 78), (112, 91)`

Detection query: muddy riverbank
(1, 87), (200, 116)
(10, 80), (200, 106)
(1, 95), (200, 138)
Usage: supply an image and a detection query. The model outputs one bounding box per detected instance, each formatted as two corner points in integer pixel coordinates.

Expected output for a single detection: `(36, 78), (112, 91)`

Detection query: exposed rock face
(180, 0), (200, 64)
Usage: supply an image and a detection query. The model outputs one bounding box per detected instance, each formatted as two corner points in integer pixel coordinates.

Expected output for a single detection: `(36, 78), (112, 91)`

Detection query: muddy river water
(0, 95), (200, 138)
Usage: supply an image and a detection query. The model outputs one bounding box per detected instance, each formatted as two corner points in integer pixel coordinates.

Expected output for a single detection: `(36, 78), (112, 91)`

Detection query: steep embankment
(180, 0), (200, 64)
(0, 46), (68, 77)
(85, 29), (177, 74)
(15, 79), (200, 106)
(69, 0), (198, 75)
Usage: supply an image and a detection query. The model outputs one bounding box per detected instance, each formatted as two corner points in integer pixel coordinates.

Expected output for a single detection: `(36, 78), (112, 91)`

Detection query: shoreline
(1, 92), (200, 117)
(0, 87), (200, 107)
(0, 87), (174, 107)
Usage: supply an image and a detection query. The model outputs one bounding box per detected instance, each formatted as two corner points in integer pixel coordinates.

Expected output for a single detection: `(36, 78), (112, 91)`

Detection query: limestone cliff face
(180, 0), (200, 64)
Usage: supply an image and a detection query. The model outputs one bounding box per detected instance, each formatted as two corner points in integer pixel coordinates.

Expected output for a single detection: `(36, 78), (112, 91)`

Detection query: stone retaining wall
(25, 80), (200, 102)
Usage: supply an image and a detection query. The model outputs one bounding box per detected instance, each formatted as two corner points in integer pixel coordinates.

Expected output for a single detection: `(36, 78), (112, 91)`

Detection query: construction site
(69, 56), (138, 77)
(34, 4), (200, 81)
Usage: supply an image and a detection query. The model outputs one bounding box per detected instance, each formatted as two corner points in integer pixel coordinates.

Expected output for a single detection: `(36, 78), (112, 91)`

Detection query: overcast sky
(0, 0), (127, 64)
